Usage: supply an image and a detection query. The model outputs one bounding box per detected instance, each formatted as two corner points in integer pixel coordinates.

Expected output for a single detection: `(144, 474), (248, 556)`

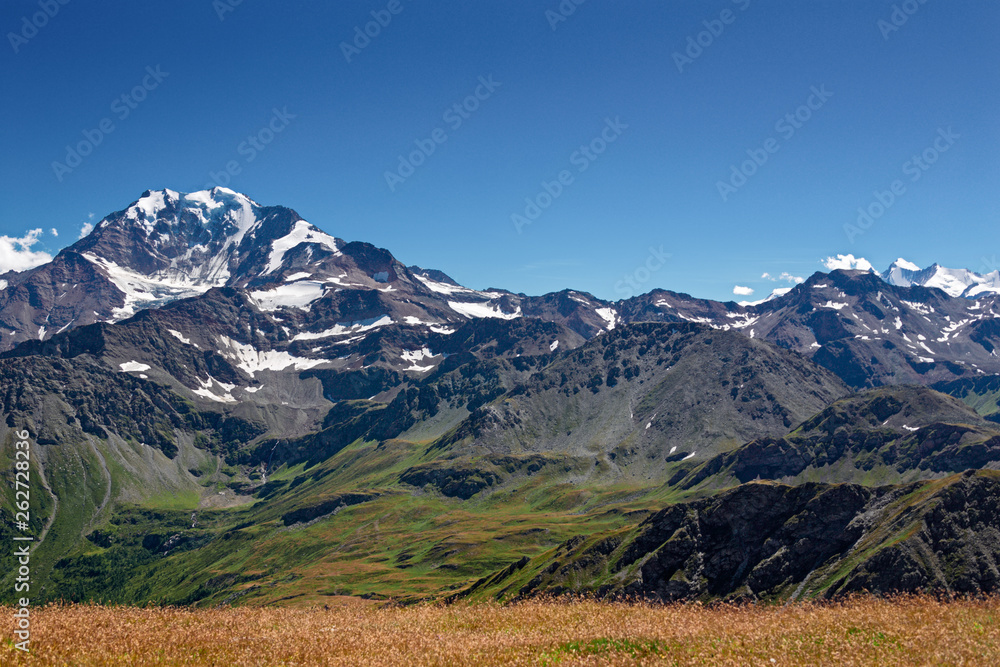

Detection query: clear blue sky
(1, 0), (997, 301)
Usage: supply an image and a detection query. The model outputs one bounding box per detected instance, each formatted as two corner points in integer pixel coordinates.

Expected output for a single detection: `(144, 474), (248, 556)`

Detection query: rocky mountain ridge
(2, 188), (1000, 607)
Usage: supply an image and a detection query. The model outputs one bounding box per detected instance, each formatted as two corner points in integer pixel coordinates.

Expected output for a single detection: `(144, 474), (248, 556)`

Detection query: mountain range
(2, 188), (999, 606)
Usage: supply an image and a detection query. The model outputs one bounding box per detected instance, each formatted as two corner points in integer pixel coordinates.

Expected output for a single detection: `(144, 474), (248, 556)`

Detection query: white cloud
(733, 285), (754, 296)
(823, 254), (873, 272)
(50, 228), (58, 237)
(0, 229), (52, 273)
(79, 222), (94, 239)
(762, 271), (805, 284)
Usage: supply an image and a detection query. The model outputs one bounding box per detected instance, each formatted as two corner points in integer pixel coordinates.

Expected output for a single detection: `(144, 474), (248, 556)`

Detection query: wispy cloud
(762, 271), (804, 284)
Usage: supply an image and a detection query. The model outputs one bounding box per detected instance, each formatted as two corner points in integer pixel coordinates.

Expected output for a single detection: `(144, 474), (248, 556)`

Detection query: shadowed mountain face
(933, 375), (1000, 422)
(1, 188), (1000, 607)
(434, 323), (849, 473)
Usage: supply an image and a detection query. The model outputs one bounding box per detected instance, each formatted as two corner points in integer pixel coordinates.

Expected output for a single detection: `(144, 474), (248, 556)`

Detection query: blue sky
(1, 0), (997, 302)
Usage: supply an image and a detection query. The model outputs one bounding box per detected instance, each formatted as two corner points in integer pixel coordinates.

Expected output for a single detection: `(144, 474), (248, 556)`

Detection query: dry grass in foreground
(3, 595), (999, 666)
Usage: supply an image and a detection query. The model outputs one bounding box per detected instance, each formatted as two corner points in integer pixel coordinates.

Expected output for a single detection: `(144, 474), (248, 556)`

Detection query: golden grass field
(3, 595), (999, 666)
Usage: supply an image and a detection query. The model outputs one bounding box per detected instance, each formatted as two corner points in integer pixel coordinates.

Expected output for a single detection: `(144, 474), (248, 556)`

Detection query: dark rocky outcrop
(471, 471), (1000, 602)
(280, 492), (379, 526)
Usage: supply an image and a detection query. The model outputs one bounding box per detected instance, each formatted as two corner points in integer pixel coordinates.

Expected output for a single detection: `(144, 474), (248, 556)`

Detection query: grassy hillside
(5, 597), (1000, 665)
(34, 434), (670, 605)
(934, 375), (1000, 420)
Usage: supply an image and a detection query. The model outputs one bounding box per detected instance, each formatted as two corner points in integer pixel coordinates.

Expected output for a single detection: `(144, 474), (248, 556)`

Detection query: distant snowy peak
(965, 274), (1000, 298)
(880, 258), (1000, 298)
(74, 188), (347, 300)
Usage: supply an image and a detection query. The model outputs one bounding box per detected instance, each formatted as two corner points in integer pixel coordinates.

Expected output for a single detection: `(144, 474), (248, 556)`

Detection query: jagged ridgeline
(676, 386), (1000, 491)
(2, 188), (1000, 606)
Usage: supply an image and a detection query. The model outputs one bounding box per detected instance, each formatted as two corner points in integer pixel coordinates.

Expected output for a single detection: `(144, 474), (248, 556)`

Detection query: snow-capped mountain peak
(78, 188), (343, 288)
(112, 187), (261, 249)
(38, 188), (352, 321)
(882, 258), (927, 289)
(880, 259), (1000, 298)
(890, 257), (921, 272)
